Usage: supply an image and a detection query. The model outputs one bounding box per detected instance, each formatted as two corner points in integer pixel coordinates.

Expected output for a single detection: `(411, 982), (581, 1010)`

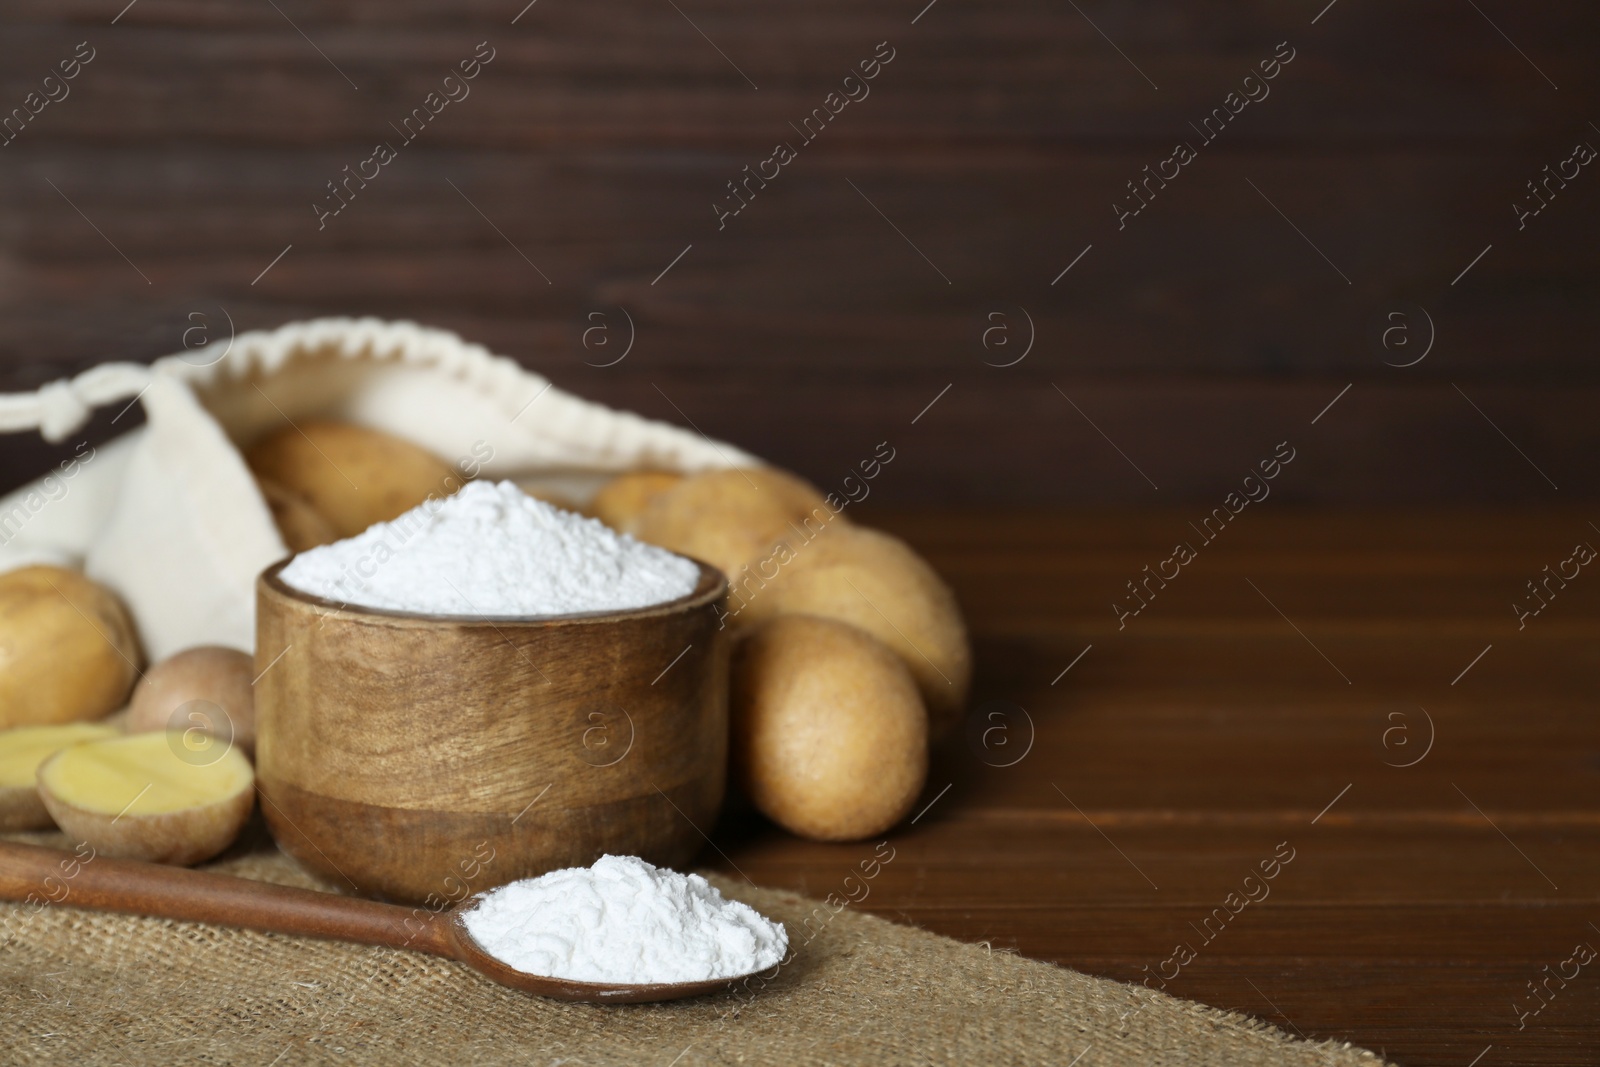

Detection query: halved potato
(37, 731), (255, 865)
(0, 722), (122, 830)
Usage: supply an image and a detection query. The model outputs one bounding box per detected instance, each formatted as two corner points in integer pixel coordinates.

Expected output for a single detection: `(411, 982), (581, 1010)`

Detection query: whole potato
(634, 467), (844, 579)
(255, 477), (337, 552)
(126, 646), (256, 756)
(732, 614), (927, 842)
(589, 471), (683, 535)
(245, 421), (460, 538)
(737, 526), (971, 737)
(0, 566), (140, 729)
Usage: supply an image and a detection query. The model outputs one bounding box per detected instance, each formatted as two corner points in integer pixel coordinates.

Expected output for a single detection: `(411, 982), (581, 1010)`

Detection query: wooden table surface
(707, 509), (1600, 1067)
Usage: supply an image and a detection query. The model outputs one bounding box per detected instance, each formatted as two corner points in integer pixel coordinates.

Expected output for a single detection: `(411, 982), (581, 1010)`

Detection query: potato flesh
(0, 723), (122, 787)
(40, 732), (252, 816)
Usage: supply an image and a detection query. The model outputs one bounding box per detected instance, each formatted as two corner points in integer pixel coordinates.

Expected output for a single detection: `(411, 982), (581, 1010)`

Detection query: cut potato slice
(38, 731), (255, 865)
(0, 722), (122, 831)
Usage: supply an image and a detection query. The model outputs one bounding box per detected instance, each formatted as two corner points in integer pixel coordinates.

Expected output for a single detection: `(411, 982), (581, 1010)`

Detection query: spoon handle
(0, 841), (454, 957)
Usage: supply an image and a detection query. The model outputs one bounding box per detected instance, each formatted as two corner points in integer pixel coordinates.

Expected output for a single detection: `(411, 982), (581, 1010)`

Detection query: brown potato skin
(634, 467), (844, 579)
(126, 646), (256, 756)
(255, 477), (338, 552)
(0, 566), (140, 730)
(737, 526), (971, 737)
(589, 472), (684, 535)
(38, 783), (253, 866)
(732, 615), (927, 842)
(36, 745), (255, 866)
(0, 785), (50, 831)
(244, 421), (459, 538)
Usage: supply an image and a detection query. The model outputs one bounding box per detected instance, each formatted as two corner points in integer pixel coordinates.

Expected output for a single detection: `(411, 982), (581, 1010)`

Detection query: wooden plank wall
(0, 0), (1595, 503)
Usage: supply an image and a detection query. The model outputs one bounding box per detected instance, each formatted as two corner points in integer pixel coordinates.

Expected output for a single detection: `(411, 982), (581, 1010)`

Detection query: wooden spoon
(0, 841), (747, 1004)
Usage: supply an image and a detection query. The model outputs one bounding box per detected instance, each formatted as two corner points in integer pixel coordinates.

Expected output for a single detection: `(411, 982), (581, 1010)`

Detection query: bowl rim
(258, 555), (727, 628)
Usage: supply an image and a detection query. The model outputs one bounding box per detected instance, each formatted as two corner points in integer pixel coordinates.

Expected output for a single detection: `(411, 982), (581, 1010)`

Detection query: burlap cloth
(0, 832), (1386, 1067)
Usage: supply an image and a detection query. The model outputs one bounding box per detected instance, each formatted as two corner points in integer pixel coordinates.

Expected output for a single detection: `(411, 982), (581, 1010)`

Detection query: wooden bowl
(253, 559), (729, 904)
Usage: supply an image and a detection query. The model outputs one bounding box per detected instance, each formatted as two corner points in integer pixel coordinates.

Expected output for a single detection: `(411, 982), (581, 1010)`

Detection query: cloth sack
(0, 318), (755, 661)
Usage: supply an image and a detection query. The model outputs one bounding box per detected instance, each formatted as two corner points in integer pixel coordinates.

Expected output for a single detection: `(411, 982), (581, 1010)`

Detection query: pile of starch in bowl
(278, 480), (700, 616)
(460, 855), (789, 984)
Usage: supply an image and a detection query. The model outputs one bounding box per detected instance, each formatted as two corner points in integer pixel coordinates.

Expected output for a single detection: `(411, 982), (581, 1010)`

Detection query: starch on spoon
(461, 855), (788, 984)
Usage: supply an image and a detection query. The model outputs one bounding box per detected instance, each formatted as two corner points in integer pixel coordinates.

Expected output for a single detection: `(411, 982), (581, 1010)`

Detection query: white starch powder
(461, 855), (788, 983)
(278, 480), (700, 616)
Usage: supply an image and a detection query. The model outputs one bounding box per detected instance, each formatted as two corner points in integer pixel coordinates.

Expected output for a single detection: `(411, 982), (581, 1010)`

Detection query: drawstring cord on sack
(0, 363), (153, 443)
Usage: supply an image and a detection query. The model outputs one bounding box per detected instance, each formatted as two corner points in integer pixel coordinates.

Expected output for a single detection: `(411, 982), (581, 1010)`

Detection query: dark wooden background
(2, 0), (1598, 503)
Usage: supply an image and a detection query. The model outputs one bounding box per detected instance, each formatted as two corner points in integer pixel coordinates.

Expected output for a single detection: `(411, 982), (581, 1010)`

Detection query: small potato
(126, 646), (256, 756)
(634, 467), (843, 579)
(256, 477), (337, 552)
(245, 421), (460, 538)
(732, 614), (927, 842)
(589, 471), (683, 535)
(0, 566), (141, 730)
(38, 731), (255, 865)
(737, 526), (971, 737)
(0, 722), (121, 830)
